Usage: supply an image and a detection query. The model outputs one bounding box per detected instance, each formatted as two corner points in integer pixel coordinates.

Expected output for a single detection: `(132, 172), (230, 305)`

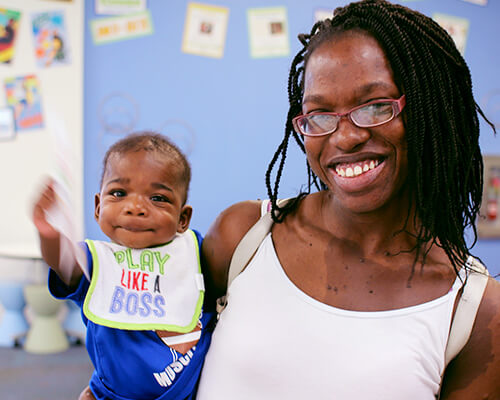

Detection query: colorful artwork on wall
(0, 8), (21, 64)
(32, 10), (70, 68)
(4, 75), (44, 131)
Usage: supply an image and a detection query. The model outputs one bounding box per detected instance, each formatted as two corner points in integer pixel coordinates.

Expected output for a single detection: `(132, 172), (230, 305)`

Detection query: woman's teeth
(336, 159), (380, 177)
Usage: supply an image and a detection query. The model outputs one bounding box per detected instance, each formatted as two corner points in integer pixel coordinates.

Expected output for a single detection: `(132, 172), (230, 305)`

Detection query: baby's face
(94, 149), (191, 249)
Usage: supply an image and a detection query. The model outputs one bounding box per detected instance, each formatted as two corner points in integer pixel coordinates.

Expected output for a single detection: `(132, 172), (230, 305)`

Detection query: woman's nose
(330, 118), (371, 152)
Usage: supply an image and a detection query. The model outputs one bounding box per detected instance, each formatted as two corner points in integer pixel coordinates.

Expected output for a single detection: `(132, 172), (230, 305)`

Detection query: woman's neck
(307, 190), (423, 257)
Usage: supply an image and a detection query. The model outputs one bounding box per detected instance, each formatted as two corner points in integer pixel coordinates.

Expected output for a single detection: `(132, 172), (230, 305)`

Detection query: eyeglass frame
(292, 94), (406, 137)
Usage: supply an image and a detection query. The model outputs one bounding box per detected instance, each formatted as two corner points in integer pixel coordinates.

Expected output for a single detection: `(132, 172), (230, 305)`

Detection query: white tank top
(197, 233), (464, 400)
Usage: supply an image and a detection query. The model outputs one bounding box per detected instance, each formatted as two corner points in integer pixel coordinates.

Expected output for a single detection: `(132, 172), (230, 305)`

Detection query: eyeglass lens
(297, 101), (396, 136)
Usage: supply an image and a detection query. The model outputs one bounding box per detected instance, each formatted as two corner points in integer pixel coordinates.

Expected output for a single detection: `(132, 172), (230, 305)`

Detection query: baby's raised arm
(32, 178), (83, 287)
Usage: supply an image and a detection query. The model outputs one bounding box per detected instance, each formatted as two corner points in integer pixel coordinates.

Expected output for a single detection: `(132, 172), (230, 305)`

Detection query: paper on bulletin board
(433, 13), (469, 56)
(90, 11), (153, 45)
(314, 8), (333, 23)
(0, 8), (21, 64)
(32, 10), (70, 68)
(95, 0), (147, 15)
(182, 3), (229, 59)
(247, 7), (290, 59)
(461, 0), (487, 5)
(0, 107), (15, 141)
(4, 75), (44, 131)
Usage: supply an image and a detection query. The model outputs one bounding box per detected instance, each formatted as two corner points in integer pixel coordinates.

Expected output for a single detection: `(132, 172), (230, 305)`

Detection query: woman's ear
(94, 194), (101, 222)
(177, 205), (193, 233)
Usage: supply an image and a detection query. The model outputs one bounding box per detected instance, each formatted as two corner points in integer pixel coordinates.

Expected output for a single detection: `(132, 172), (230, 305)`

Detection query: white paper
(314, 8), (333, 23)
(95, 0), (147, 15)
(182, 3), (229, 59)
(461, 0), (487, 6)
(247, 7), (290, 58)
(90, 11), (153, 45)
(433, 13), (470, 56)
(45, 111), (88, 282)
(0, 107), (15, 141)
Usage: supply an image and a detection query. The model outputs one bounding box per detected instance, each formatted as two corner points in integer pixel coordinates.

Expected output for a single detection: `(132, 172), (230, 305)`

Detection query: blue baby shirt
(49, 230), (214, 400)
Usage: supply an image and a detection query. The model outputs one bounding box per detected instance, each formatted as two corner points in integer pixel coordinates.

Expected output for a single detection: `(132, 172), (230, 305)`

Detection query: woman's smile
(333, 158), (381, 178)
(329, 158), (385, 193)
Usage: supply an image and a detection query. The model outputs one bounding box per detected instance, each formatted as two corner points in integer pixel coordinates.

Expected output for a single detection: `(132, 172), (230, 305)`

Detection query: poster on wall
(0, 8), (21, 64)
(433, 13), (470, 56)
(0, 107), (15, 141)
(32, 11), (70, 68)
(90, 11), (153, 44)
(182, 3), (229, 59)
(247, 7), (290, 58)
(4, 75), (44, 131)
(478, 156), (500, 238)
(95, 0), (147, 15)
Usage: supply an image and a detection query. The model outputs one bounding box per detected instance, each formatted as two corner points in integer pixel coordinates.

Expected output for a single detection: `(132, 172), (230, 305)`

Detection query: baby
(32, 132), (214, 400)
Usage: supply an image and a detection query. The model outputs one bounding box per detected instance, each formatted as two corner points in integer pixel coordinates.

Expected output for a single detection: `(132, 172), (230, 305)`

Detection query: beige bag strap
(216, 199), (288, 314)
(437, 258), (489, 399)
(444, 257), (489, 366)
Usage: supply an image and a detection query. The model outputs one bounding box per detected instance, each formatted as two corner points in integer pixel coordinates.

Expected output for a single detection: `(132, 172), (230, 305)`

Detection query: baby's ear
(177, 205), (193, 233)
(94, 194), (101, 221)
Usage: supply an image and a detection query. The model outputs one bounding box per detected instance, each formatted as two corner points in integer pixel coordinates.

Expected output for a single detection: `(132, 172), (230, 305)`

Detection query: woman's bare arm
(201, 200), (261, 306)
(440, 278), (500, 399)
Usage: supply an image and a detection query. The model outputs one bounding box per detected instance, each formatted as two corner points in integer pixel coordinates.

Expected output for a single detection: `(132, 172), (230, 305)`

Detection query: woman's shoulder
(441, 276), (500, 399)
(201, 200), (262, 297)
(205, 200), (263, 249)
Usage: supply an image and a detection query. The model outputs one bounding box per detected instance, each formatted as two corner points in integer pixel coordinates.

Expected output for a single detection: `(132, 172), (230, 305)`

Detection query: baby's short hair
(101, 131), (191, 202)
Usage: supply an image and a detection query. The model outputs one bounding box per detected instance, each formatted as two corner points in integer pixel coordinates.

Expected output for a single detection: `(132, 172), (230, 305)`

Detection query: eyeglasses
(292, 95), (406, 137)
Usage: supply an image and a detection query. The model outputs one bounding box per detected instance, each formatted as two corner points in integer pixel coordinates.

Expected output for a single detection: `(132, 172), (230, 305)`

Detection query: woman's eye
(110, 190), (126, 198)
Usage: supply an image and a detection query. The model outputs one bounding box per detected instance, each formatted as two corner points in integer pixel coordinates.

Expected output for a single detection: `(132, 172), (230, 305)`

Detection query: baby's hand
(32, 179), (60, 239)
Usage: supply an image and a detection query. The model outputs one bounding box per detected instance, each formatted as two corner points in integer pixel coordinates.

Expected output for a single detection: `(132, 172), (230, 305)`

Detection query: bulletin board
(82, 0), (500, 276)
(0, 0), (83, 258)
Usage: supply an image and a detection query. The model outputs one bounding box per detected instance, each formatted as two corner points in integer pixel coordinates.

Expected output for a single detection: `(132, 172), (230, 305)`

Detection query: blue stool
(0, 282), (29, 347)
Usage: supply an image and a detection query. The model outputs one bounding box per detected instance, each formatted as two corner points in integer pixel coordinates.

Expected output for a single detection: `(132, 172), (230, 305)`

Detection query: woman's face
(302, 30), (408, 214)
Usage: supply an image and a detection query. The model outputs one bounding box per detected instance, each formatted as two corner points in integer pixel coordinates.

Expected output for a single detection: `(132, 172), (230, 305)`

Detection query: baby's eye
(151, 194), (169, 203)
(110, 190), (126, 198)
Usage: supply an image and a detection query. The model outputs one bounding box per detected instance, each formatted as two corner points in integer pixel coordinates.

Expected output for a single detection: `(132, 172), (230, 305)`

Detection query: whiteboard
(0, 0), (83, 259)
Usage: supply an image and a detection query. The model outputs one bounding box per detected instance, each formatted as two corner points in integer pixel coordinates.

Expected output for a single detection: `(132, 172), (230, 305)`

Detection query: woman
(197, 1), (500, 399)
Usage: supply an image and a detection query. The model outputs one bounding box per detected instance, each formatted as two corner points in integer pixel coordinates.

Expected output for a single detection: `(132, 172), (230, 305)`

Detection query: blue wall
(84, 0), (500, 275)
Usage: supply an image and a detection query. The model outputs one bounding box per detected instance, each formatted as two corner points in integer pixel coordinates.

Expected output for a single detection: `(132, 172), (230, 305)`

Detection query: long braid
(265, 0), (495, 274)
(265, 22), (325, 221)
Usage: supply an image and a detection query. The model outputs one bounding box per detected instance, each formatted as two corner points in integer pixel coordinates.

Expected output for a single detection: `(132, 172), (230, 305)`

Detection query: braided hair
(265, 0), (495, 273)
